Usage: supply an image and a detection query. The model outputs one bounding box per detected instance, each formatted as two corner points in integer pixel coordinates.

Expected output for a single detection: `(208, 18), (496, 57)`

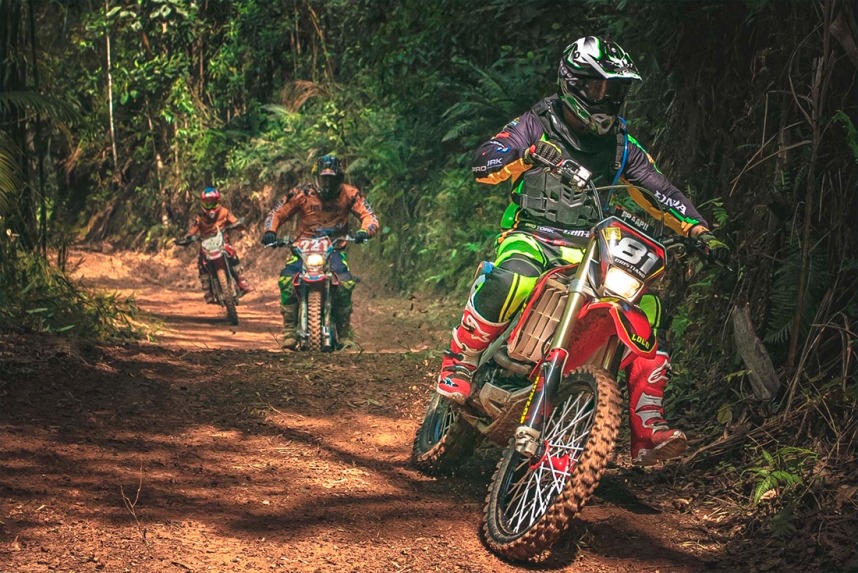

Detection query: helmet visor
(577, 78), (630, 105)
(202, 201), (219, 210)
(561, 78), (628, 106)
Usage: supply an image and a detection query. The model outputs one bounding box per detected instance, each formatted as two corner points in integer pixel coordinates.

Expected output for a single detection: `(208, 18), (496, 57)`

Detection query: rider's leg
(278, 259), (302, 349)
(436, 235), (546, 404)
(329, 252), (356, 346)
(199, 272), (215, 303)
(626, 294), (687, 466)
(198, 254), (215, 304)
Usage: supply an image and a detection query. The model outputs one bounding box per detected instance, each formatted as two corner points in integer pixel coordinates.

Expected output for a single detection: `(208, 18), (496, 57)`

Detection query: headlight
(603, 267), (642, 301)
(306, 253), (325, 267)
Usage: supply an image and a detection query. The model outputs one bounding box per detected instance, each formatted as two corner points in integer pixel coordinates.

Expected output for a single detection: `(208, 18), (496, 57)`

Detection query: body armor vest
(515, 98), (627, 230)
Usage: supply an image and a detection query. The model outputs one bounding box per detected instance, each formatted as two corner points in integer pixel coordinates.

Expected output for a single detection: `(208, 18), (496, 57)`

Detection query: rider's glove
(523, 140), (563, 166)
(354, 230), (370, 244)
(261, 231), (277, 246)
(698, 231), (730, 264)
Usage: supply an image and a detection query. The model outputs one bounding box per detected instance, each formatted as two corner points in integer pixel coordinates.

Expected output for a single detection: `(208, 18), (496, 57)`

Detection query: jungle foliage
(1, 0), (856, 567)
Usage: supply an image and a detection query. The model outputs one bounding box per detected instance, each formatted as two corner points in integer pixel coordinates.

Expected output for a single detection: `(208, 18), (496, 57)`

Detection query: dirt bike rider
(436, 36), (730, 466)
(183, 187), (253, 303)
(261, 154), (380, 350)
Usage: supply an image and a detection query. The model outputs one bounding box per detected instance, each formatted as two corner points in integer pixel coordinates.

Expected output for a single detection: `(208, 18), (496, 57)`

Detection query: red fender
(583, 298), (656, 358)
(561, 297), (657, 375)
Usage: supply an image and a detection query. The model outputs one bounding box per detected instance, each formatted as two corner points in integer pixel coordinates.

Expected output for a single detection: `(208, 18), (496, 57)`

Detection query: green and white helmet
(558, 36), (641, 135)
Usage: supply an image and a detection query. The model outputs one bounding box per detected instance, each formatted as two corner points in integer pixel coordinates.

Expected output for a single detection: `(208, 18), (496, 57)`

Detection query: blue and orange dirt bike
(411, 153), (721, 561)
(266, 233), (358, 352)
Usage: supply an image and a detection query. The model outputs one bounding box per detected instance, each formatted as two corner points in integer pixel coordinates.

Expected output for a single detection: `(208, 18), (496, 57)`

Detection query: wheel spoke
(500, 386), (597, 535)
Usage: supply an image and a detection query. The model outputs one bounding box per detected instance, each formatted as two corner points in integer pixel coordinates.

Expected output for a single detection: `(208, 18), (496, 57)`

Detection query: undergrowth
(0, 238), (140, 341)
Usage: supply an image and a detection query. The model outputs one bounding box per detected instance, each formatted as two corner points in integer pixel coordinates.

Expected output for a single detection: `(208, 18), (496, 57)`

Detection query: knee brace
(471, 254), (542, 323)
(278, 275), (297, 306)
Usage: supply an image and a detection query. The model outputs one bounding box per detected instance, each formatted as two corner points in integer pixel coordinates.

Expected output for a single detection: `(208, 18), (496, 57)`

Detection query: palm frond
(0, 91), (79, 125)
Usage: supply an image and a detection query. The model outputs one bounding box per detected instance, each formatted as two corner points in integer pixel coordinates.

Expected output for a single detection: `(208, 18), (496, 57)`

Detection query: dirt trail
(0, 246), (737, 572)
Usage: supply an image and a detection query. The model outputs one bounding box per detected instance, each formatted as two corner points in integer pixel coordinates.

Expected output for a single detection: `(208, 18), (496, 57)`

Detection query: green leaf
(716, 403), (733, 425)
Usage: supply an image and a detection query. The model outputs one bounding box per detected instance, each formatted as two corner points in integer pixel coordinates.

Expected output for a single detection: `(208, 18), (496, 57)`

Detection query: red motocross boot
(436, 300), (508, 404)
(626, 351), (687, 466)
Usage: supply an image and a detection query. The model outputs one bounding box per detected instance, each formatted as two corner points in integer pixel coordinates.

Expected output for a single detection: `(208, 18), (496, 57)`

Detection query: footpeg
(514, 426), (541, 458)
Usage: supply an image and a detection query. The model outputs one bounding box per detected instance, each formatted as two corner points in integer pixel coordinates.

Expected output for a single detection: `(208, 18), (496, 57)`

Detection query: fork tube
(521, 241), (598, 430)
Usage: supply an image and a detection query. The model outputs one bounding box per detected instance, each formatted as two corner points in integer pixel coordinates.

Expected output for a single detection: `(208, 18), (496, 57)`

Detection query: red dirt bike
(266, 233), (357, 352)
(174, 222), (243, 326)
(411, 154), (717, 561)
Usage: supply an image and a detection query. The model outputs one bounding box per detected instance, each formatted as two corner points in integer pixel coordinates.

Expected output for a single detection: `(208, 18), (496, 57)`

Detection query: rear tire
(216, 268), (239, 326)
(308, 289), (323, 351)
(411, 394), (479, 475)
(482, 365), (621, 561)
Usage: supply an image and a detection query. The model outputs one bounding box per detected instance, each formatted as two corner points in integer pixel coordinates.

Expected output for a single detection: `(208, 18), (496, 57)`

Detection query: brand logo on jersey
(654, 191), (688, 215)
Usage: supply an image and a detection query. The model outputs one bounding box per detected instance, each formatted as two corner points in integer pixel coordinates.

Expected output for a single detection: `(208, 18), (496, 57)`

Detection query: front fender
(580, 297), (656, 359)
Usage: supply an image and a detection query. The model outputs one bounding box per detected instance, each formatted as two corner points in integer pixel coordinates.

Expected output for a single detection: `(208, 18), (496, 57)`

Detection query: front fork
(514, 241), (619, 457)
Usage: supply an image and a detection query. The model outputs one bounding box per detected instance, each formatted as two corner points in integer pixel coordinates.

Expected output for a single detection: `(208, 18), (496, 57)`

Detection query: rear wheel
(411, 394), (479, 475)
(216, 268), (239, 326)
(482, 365), (621, 561)
(307, 289), (323, 351)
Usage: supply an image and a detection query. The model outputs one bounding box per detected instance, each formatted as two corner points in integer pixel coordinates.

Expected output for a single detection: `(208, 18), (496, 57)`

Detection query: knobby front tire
(482, 365), (621, 561)
(216, 268), (239, 326)
(307, 289), (323, 352)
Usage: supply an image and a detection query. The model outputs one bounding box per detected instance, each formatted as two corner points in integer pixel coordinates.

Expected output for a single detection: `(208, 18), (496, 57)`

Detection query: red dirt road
(0, 246), (735, 572)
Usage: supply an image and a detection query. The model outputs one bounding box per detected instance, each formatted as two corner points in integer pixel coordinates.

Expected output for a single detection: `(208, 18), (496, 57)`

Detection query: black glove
(261, 231), (277, 246)
(354, 230), (369, 244)
(523, 140), (563, 166)
(698, 231), (730, 264)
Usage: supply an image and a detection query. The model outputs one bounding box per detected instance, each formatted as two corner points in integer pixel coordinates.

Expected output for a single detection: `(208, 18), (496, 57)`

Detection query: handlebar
(263, 234), (358, 249)
(529, 151), (734, 272)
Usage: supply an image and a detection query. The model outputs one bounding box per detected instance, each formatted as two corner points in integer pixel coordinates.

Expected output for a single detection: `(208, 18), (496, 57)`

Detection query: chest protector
(515, 98), (628, 229)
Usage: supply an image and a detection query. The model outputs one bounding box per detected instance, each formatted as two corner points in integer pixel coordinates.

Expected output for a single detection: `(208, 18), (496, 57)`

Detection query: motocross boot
(436, 299), (509, 404)
(334, 284), (356, 348)
(200, 274), (215, 304)
(280, 302), (299, 350)
(626, 351), (688, 466)
(231, 263), (254, 295)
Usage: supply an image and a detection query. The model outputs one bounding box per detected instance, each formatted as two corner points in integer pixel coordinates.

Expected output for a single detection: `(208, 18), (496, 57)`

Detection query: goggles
(563, 78), (630, 106)
(202, 201), (219, 210)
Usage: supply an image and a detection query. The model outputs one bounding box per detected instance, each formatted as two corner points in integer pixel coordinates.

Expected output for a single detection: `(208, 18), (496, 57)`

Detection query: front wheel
(307, 289), (323, 351)
(411, 394), (480, 475)
(482, 365), (621, 561)
(216, 268), (239, 326)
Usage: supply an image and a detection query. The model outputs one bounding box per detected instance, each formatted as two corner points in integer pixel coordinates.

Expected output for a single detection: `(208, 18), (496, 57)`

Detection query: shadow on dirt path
(0, 248), (737, 572)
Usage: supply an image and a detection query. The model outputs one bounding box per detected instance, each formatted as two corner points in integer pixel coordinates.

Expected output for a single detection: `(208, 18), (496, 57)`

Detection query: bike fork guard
(516, 347), (569, 456)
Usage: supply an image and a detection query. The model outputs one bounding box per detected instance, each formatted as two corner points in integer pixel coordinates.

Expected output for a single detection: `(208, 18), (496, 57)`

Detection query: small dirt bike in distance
(174, 222), (243, 326)
(266, 233), (357, 352)
(411, 153), (721, 561)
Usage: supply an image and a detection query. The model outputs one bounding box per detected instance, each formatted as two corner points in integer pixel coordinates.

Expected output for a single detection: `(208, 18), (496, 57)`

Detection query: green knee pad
(279, 276), (297, 306)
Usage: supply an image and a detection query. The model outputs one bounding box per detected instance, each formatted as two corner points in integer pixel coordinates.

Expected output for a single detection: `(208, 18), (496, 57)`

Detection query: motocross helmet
(558, 36), (641, 135)
(313, 154), (344, 202)
(200, 187), (221, 221)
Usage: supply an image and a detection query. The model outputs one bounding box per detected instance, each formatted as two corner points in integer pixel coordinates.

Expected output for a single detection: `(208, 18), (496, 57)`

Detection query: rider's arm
(187, 215), (201, 237)
(472, 112), (542, 185)
(622, 136), (709, 237)
(263, 189), (302, 232)
(347, 186), (380, 237)
(224, 208), (239, 227)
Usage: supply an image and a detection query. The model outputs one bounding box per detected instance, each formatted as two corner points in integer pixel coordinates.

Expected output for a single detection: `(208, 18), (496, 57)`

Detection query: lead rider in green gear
(435, 36), (730, 466)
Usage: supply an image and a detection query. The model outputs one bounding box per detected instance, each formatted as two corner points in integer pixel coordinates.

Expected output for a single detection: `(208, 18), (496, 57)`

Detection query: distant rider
(183, 187), (253, 303)
(435, 37), (730, 465)
(261, 154), (379, 349)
